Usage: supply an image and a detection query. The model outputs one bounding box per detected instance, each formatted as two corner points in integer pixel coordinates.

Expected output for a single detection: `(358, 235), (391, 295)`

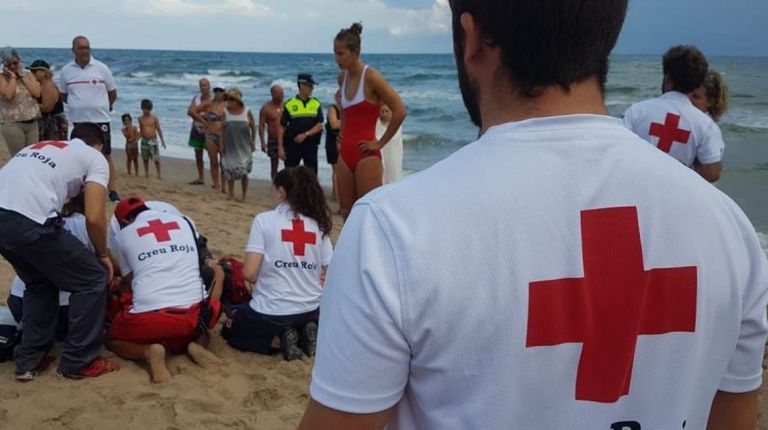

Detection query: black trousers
(0, 210), (107, 373)
(221, 304), (318, 354)
(285, 142), (319, 176)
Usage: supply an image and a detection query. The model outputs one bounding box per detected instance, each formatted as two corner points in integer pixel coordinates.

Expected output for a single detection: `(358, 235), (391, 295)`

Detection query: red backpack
(220, 258), (252, 305)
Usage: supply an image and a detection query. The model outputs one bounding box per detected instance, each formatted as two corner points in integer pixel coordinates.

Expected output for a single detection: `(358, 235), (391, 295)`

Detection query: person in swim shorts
(259, 85), (285, 180)
(138, 98), (167, 179)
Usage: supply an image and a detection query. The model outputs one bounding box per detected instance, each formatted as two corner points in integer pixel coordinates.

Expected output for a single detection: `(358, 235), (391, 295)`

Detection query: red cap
(114, 196), (146, 223)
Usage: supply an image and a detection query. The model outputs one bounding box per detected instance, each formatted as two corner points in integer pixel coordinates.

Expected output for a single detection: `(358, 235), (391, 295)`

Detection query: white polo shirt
(246, 203), (333, 316)
(56, 58), (116, 124)
(0, 139), (109, 225)
(10, 213), (93, 306)
(622, 91), (725, 167)
(310, 115), (768, 429)
(117, 210), (205, 313)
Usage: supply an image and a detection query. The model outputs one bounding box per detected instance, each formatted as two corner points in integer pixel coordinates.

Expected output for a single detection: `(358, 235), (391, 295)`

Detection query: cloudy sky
(0, 0), (765, 56)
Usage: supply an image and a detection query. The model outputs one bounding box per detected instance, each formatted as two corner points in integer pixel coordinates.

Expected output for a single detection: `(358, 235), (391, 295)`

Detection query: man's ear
(459, 12), (483, 66)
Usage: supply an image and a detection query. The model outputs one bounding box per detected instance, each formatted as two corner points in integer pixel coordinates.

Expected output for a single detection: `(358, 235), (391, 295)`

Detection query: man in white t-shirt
(0, 123), (118, 381)
(57, 35), (120, 201)
(106, 196), (209, 383)
(623, 45), (725, 183)
(298, 2), (768, 429)
(221, 201), (333, 361)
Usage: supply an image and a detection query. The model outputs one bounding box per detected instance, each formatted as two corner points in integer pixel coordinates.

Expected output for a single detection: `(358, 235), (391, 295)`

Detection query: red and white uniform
(56, 58), (116, 124)
(246, 203), (333, 316)
(108, 200), (183, 253)
(622, 91), (725, 167)
(310, 115), (768, 429)
(10, 213), (94, 305)
(0, 139), (109, 224)
(116, 210), (204, 313)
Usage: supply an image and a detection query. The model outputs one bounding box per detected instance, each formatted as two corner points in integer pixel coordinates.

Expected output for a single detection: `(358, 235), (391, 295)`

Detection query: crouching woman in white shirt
(222, 167), (333, 361)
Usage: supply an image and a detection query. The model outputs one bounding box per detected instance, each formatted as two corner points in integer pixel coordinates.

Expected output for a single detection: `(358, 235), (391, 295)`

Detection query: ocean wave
(721, 123), (768, 135)
(605, 84), (644, 95)
(398, 89), (462, 101)
(147, 73), (255, 88)
(129, 72), (154, 78)
(208, 68), (265, 78)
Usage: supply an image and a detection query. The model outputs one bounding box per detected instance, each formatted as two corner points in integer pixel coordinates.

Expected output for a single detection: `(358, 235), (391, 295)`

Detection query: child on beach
(138, 99), (167, 179)
(122, 114), (140, 175)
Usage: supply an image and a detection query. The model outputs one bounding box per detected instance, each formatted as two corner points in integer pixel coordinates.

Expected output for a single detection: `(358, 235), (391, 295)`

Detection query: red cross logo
(137, 219), (181, 243)
(649, 113), (691, 153)
(526, 207), (697, 403)
(281, 219), (316, 256)
(30, 141), (68, 150)
(91, 79), (99, 85)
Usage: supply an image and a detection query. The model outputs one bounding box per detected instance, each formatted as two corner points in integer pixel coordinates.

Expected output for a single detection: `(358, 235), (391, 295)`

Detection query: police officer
(278, 74), (324, 175)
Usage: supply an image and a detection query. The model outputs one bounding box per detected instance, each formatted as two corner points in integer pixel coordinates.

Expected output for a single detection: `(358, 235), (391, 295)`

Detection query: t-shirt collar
(481, 114), (624, 140)
(661, 91), (693, 105)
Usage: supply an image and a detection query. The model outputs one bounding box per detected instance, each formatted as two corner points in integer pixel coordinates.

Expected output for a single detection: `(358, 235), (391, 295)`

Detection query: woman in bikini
(333, 23), (406, 218)
(196, 87), (228, 191)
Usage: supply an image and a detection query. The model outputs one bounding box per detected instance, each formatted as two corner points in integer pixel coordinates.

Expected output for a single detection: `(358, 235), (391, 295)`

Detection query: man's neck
(480, 79), (608, 132)
(75, 58), (90, 68)
(298, 94), (310, 102)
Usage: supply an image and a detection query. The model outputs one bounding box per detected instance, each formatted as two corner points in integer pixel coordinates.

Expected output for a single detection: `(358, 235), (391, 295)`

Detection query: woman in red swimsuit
(334, 23), (407, 218)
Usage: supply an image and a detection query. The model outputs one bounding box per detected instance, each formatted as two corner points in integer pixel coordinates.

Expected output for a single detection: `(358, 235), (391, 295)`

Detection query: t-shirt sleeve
(309, 203), (410, 413)
(103, 65), (117, 92)
(718, 226), (768, 393)
(696, 122), (726, 164)
(245, 215), (266, 254)
(117, 242), (132, 277)
(320, 234), (333, 266)
(621, 105), (637, 132)
(85, 149), (110, 189)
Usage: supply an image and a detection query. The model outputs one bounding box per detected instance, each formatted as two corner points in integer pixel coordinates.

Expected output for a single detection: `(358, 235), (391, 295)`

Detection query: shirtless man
(258, 85), (284, 180)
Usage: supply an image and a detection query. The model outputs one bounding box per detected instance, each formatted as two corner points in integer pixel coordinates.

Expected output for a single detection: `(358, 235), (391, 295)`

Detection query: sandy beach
(0, 144), (766, 429)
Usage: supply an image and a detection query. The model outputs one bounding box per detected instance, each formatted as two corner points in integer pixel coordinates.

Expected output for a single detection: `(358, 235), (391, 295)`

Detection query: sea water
(12, 49), (768, 234)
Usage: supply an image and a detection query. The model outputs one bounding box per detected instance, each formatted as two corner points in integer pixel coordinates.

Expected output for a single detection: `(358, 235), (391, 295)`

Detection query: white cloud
(387, 0), (450, 37)
(124, 0), (272, 16)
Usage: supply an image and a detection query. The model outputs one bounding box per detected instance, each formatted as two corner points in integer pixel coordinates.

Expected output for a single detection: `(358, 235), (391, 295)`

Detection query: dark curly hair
(663, 45), (709, 94)
(335, 22), (363, 53)
(274, 167), (332, 236)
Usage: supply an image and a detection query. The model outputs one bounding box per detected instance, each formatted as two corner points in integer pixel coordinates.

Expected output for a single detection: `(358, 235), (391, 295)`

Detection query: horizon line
(13, 46), (768, 59)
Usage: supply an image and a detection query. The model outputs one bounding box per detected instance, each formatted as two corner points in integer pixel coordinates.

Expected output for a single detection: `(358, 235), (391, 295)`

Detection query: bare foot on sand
(187, 343), (223, 368)
(146, 344), (172, 383)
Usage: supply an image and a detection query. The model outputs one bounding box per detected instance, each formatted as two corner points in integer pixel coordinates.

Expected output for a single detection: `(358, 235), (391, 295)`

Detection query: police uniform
(281, 74), (324, 174)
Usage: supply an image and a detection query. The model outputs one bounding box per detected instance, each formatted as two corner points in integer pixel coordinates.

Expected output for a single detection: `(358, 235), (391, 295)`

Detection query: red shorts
(109, 304), (200, 354)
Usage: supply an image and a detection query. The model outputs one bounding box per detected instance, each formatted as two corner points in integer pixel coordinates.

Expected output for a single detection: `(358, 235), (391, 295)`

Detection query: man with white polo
(0, 123), (118, 381)
(623, 45), (725, 183)
(57, 35), (120, 201)
(298, 1), (768, 429)
(106, 196), (208, 383)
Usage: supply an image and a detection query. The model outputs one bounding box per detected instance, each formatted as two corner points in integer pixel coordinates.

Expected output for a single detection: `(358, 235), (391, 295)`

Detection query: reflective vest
(285, 97), (322, 119)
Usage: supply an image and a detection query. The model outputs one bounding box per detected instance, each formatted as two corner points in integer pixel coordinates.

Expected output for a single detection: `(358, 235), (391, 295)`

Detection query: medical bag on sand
(0, 306), (20, 363)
